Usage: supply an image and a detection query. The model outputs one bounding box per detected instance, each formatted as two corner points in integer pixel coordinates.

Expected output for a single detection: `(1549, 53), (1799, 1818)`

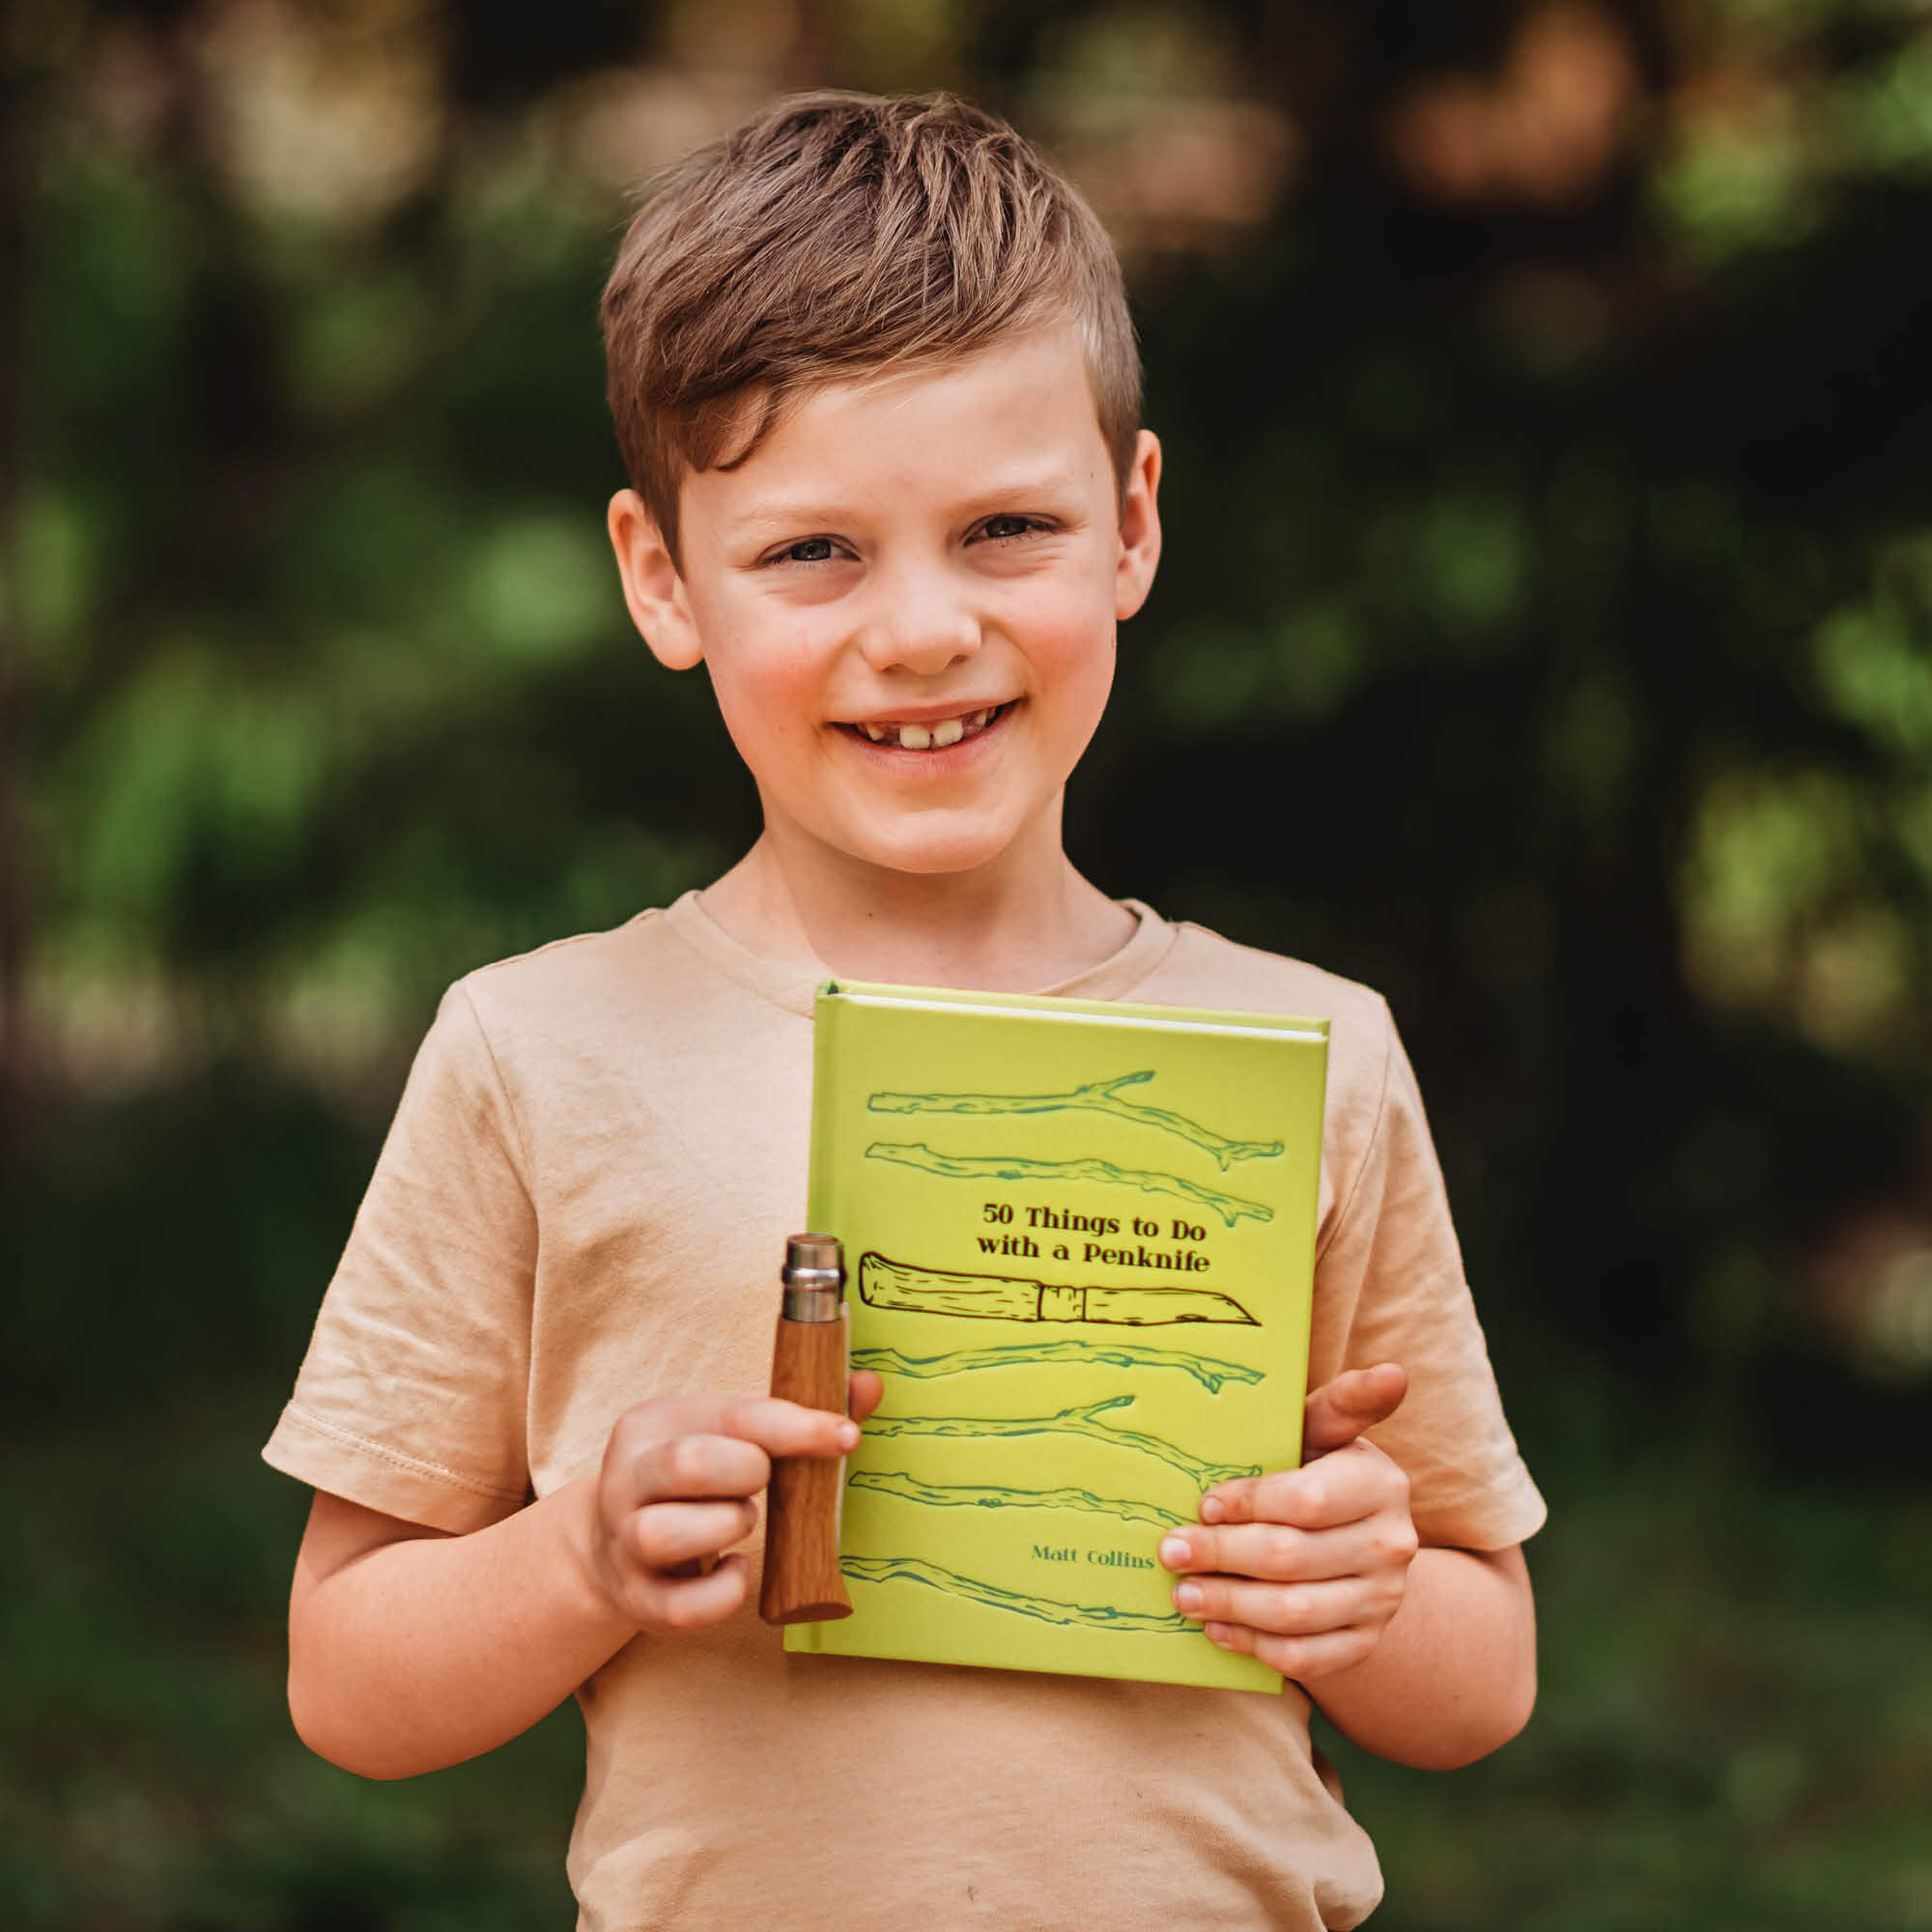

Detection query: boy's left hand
(1157, 1362), (1416, 1682)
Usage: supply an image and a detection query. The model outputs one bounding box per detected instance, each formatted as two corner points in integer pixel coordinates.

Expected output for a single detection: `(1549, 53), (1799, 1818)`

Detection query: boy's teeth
(854, 705), (1001, 749)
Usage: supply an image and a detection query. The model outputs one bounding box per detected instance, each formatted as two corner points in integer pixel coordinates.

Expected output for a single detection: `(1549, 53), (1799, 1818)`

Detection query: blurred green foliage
(4, 0), (1931, 1923)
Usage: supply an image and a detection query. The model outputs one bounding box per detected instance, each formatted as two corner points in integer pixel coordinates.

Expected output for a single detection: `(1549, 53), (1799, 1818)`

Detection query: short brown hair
(600, 91), (1140, 561)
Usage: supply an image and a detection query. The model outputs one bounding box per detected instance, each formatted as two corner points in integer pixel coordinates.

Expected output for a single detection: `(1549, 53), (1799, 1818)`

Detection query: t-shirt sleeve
(261, 982), (537, 1533)
(1307, 1000), (1546, 1551)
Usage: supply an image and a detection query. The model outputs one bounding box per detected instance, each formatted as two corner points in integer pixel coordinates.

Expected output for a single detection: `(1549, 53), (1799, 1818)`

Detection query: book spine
(805, 992), (845, 1236)
(785, 995), (848, 1653)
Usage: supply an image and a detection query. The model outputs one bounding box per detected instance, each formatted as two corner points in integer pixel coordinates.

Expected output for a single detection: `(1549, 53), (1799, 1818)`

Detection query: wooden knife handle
(758, 1311), (853, 1625)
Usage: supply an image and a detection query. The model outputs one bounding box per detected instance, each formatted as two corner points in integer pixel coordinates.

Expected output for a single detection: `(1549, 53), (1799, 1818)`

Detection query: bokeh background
(5, 2), (1931, 1926)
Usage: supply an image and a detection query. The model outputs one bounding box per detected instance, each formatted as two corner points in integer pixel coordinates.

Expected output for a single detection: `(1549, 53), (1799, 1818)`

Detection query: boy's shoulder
(450, 893), (792, 1015)
(1151, 915), (1395, 1042)
(455, 904), (674, 1001)
(442, 906), (670, 1037)
(1144, 918), (1406, 1161)
(428, 896), (802, 1078)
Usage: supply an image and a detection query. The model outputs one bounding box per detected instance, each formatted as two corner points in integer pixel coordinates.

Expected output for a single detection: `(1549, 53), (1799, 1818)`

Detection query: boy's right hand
(580, 1374), (882, 1635)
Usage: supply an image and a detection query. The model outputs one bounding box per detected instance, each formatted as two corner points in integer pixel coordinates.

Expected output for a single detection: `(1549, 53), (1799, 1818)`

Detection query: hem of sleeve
(261, 1401), (528, 1536)
(1412, 1467), (1548, 1553)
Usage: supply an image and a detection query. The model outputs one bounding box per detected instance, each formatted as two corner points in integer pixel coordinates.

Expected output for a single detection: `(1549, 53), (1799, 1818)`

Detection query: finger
(624, 1498), (758, 1574)
(1170, 1573), (1367, 1636)
(1161, 1511), (1415, 1587)
(712, 1394), (863, 1460)
(612, 1395), (861, 1467)
(620, 1431), (774, 1510)
(848, 1370), (884, 1424)
(611, 1400), (859, 1502)
(1201, 1616), (1380, 1683)
(1300, 1362), (1406, 1462)
(1194, 1439), (1410, 1533)
(625, 1550), (752, 1634)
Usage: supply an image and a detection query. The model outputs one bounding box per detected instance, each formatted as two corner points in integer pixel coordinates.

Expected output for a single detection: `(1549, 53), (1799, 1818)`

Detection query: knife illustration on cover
(858, 1252), (1259, 1327)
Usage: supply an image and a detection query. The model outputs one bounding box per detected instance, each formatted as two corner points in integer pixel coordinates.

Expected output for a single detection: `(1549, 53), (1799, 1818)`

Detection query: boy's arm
(291, 1476), (634, 1779)
(288, 1388), (874, 1780)
(1293, 1541), (1532, 1771)
(1158, 1366), (1537, 1772)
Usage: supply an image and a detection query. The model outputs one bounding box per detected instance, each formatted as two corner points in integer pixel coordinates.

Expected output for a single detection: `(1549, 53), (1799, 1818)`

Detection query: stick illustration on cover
(865, 1395), (1261, 1488)
(865, 1144), (1273, 1229)
(859, 1252), (1258, 1327)
(840, 1557), (1195, 1633)
(848, 1469), (1180, 1530)
(867, 1069), (1286, 1171)
(850, 1339), (1265, 1394)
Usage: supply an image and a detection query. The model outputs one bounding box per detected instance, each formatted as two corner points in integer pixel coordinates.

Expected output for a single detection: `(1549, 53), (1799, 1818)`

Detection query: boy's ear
(1115, 430), (1162, 622)
(608, 489), (703, 669)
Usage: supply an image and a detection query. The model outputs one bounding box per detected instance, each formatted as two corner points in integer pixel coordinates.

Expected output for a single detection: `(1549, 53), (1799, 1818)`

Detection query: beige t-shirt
(265, 895), (1545, 1931)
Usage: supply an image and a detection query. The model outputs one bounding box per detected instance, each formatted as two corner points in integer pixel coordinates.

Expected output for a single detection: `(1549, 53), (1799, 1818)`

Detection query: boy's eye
(978, 515), (1042, 542)
(777, 536), (838, 564)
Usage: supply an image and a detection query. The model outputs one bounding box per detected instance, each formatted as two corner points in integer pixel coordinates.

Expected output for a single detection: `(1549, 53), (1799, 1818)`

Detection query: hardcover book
(784, 979), (1329, 1692)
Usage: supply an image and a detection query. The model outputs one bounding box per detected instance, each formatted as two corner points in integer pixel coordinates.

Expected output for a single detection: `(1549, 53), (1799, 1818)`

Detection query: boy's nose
(855, 577), (982, 677)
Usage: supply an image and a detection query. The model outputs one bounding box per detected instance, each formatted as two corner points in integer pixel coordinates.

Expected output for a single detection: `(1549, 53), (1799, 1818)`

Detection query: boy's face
(609, 325), (1161, 887)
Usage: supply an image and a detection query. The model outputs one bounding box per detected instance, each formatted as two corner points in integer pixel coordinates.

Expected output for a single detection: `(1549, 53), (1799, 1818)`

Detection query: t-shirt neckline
(660, 890), (1179, 1019)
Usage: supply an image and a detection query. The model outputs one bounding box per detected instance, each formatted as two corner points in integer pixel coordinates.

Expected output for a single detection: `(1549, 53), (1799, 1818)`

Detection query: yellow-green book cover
(785, 979), (1329, 1693)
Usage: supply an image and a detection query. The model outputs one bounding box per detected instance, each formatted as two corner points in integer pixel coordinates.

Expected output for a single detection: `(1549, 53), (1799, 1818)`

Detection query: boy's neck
(697, 831), (1138, 993)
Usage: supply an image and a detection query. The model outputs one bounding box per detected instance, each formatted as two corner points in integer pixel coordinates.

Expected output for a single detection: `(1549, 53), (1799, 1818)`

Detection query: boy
(266, 92), (1543, 1929)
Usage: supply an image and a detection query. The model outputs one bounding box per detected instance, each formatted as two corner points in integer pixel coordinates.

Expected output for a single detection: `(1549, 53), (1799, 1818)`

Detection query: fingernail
(837, 1421), (860, 1450)
(1200, 1495), (1225, 1523)
(1173, 1581), (1204, 1616)
(1205, 1622), (1232, 1648)
(1157, 1534), (1190, 1569)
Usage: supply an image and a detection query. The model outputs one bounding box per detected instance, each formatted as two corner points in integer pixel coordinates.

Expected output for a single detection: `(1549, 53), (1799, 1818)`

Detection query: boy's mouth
(839, 703), (1010, 751)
